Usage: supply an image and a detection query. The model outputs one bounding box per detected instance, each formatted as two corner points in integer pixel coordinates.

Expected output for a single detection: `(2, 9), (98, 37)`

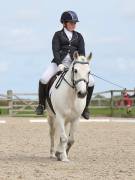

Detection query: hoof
(61, 158), (69, 162)
(50, 152), (56, 159)
(55, 151), (69, 162)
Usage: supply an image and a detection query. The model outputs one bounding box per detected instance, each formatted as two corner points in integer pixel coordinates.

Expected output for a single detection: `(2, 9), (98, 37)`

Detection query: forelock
(78, 55), (86, 62)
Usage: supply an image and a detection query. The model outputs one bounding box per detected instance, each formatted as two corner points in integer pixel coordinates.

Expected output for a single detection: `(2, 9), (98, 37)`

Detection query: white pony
(47, 51), (92, 162)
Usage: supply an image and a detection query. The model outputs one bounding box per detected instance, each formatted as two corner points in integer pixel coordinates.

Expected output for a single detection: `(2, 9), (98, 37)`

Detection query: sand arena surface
(0, 117), (135, 180)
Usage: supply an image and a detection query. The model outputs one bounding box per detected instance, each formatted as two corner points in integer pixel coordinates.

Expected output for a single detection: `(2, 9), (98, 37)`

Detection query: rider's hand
(58, 64), (65, 71)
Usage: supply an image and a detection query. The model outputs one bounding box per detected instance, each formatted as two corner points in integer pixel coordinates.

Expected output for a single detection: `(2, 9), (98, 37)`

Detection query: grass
(0, 107), (135, 118)
(90, 108), (112, 117)
(0, 108), (9, 115)
(90, 107), (135, 118)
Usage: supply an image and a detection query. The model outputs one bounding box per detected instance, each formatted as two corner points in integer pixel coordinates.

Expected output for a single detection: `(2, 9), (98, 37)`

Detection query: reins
(55, 61), (89, 89)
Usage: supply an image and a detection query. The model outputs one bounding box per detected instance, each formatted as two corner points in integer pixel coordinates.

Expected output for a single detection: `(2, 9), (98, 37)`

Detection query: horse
(46, 51), (92, 162)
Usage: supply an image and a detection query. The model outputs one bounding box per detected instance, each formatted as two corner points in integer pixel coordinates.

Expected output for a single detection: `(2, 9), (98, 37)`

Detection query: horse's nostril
(77, 91), (87, 98)
(78, 92), (81, 96)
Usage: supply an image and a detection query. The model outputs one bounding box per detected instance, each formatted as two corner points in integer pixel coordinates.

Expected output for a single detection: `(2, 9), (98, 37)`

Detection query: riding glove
(58, 64), (65, 71)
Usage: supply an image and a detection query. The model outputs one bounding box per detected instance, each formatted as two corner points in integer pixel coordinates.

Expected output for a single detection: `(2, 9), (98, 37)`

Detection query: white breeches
(40, 63), (95, 87)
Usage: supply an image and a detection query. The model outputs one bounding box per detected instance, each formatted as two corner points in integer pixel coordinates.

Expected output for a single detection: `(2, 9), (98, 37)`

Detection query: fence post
(97, 98), (101, 107)
(7, 90), (13, 116)
(110, 90), (114, 116)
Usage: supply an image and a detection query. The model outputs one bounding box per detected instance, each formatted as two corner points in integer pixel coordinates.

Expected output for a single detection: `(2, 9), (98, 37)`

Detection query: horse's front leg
(55, 115), (69, 162)
(66, 119), (78, 155)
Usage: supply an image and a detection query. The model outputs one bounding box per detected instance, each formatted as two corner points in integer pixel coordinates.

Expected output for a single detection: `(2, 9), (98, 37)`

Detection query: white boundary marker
(80, 119), (110, 122)
(80, 119), (135, 123)
(29, 118), (135, 123)
(29, 119), (110, 123)
(30, 119), (47, 123)
(0, 120), (6, 124)
(112, 119), (135, 123)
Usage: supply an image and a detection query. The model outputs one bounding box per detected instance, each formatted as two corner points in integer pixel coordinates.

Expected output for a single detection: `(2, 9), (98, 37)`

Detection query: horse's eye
(74, 69), (78, 73)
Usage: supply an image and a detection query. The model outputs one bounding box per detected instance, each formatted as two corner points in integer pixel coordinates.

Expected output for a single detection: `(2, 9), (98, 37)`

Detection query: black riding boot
(82, 86), (94, 119)
(36, 81), (47, 115)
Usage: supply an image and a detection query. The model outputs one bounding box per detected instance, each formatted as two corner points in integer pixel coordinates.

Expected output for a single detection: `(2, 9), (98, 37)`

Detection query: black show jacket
(52, 29), (85, 65)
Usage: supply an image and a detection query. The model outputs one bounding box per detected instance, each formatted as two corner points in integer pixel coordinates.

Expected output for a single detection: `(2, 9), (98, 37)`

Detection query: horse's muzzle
(77, 91), (87, 98)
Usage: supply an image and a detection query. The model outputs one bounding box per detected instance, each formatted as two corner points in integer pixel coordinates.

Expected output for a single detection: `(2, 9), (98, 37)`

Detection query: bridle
(62, 61), (90, 89)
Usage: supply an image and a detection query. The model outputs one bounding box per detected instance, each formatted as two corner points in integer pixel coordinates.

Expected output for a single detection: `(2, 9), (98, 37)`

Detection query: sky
(0, 0), (135, 94)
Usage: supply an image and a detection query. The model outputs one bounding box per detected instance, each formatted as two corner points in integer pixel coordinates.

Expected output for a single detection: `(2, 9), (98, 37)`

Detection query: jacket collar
(61, 28), (78, 42)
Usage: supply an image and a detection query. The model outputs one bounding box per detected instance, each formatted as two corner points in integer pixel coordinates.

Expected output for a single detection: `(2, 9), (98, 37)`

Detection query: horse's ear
(73, 51), (79, 60)
(87, 52), (92, 61)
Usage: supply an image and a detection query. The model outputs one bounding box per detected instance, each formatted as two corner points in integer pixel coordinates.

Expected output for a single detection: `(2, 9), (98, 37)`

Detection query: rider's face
(64, 22), (76, 32)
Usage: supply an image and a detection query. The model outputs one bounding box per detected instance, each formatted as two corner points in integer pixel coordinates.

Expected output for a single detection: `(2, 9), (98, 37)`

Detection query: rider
(36, 10), (95, 119)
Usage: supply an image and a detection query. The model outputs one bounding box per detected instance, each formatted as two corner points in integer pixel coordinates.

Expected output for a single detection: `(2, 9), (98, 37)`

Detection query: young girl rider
(36, 10), (95, 119)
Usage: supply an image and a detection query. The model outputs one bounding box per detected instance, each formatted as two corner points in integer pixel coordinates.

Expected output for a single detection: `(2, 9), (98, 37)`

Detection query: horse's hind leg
(66, 120), (78, 155)
(48, 116), (55, 158)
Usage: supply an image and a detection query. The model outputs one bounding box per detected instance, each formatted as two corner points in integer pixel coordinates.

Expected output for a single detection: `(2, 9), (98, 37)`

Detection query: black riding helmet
(60, 11), (79, 23)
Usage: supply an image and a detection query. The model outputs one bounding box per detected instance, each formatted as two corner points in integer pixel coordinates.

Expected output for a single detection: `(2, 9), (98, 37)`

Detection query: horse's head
(71, 51), (92, 98)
